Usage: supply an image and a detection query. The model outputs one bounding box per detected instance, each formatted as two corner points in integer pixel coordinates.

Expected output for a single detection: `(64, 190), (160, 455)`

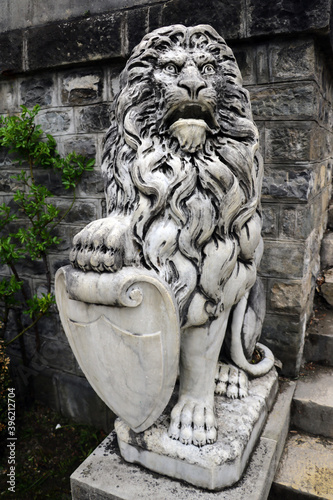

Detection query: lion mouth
(164, 103), (219, 153)
(164, 103), (219, 131)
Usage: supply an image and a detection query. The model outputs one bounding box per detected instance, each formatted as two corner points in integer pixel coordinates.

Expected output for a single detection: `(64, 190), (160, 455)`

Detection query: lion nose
(179, 69), (207, 99)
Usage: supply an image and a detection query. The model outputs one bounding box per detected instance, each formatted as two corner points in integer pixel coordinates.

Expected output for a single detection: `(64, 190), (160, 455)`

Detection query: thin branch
(8, 263), (41, 351)
(41, 252), (51, 294)
(5, 310), (46, 347)
(50, 188), (76, 231)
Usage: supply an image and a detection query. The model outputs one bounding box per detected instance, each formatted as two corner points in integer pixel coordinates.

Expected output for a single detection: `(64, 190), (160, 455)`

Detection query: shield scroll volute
(55, 265), (180, 433)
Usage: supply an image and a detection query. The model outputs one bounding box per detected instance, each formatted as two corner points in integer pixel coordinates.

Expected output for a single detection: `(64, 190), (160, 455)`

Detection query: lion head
(101, 25), (263, 325)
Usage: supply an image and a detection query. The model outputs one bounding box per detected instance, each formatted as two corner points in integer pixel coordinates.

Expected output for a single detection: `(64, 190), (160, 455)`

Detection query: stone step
(291, 364), (333, 438)
(303, 301), (333, 367)
(268, 431), (333, 500)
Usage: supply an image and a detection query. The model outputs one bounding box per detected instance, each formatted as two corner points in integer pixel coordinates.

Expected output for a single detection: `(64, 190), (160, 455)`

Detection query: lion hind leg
(215, 362), (249, 399)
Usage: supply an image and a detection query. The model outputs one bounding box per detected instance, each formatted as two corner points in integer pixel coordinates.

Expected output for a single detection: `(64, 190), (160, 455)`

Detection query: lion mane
(101, 24), (263, 327)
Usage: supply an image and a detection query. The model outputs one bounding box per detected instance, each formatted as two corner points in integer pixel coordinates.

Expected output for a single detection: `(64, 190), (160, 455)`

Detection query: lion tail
(229, 294), (275, 377)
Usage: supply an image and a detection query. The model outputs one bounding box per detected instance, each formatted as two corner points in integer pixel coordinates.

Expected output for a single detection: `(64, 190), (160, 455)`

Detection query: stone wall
(1, 0), (333, 426)
(235, 37), (333, 374)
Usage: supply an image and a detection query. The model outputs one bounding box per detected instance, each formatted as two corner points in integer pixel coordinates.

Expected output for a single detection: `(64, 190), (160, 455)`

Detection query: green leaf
(0, 104), (94, 339)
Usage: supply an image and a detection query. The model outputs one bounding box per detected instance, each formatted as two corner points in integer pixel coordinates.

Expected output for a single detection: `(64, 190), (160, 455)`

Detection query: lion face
(152, 46), (221, 151)
(106, 25), (251, 155)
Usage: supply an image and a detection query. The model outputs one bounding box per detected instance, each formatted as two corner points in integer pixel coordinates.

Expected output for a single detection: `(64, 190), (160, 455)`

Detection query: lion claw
(70, 216), (135, 273)
(168, 398), (217, 447)
(215, 363), (249, 399)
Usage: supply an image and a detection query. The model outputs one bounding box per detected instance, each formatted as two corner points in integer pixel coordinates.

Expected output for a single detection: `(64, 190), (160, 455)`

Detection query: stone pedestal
(115, 368), (278, 490)
(70, 370), (294, 500)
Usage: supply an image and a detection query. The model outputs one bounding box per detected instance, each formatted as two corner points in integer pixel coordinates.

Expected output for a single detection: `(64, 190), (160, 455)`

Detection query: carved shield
(55, 266), (180, 432)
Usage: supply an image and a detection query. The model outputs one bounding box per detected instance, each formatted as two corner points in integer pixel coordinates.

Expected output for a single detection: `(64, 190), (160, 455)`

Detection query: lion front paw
(215, 363), (249, 399)
(69, 216), (134, 273)
(168, 397), (217, 447)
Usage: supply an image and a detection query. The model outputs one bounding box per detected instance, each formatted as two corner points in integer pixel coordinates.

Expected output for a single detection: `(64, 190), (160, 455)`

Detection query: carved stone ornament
(55, 24), (276, 490)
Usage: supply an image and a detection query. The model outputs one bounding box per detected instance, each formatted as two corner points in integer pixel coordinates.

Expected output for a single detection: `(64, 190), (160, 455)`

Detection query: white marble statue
(56, 25), (274, 452)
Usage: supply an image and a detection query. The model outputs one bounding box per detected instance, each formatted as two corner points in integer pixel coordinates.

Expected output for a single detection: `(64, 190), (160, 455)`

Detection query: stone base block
(115, 368), (278, 491)
(71, 378), (297, 500)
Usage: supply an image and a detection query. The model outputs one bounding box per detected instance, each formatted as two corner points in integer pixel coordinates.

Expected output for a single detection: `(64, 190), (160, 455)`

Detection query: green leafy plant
(0, 104), (94, 348)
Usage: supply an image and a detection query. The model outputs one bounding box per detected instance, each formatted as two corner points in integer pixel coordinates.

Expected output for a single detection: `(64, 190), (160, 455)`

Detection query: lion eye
(202, 64), (216, 75)
(164, 63), (178, 75)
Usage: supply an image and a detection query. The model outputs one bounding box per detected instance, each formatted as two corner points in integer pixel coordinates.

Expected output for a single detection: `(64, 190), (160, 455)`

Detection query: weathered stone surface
(260, 241), (305, 279)
(50, 225), (87, 253)
(72, 432), (276, 500)
(270, 280), (306, 313)
(20, 76), (55, 107)
(126, 7), (149, 54)
(320, 232), (333, 269)
(232, 45), (256, 85)
(27, 311), (62, 340)
(262, 166), (315, 201)
(321, 268), (333, 305)
(14, 257), (46, 277)
(0, 170), (22, 193)
(49, 255), (70, 280)
(56, 266), (181, 434)
(304, 229), (324, 280)
(265, 122), (313, 163)
(32, 369), (60, 411)
(304, 306), (333, 367)
(0, 29), (23, 75)
(0, 0), (166, 32)
(108, 65), (123, 100)
(280, 205), (313, 240)
(268, 39), (316, 82)
(161, 0), (246, 39)
(60, 68), (104, 105)
(28, 335), (77, 375)
(37, 109), (73, 134)
(0, 81), (18, 113)
(77, 104), (110, 133)
(261, 204), (278, 238)
(60, 136), (97, 158)
(3, 308), (33, 359)
(76, 169), (104, 196)
(54, 370), (114, 431)
(292, 365), (333, 438)
(248, 0), (332, 37)
(250, 83), (318, 121)
(261, 313), (306, 377)
(148, 4), (163, 33)
(270, 431), (333, 500)
(33, 169), (66, 196)
(26, 13), (123, 71)
(262, 381), (296, 464)
(52, 200), (98, 224)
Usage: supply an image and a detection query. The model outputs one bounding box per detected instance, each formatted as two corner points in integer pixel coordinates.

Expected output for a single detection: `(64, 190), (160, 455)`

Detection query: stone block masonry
(1, 0), (333, 424)
(235, 36), (333, 375)
(0, 64), (115, 429)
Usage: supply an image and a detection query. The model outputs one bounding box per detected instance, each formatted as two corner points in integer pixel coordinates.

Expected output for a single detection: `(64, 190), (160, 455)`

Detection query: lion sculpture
(70, 24), (274, 447)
